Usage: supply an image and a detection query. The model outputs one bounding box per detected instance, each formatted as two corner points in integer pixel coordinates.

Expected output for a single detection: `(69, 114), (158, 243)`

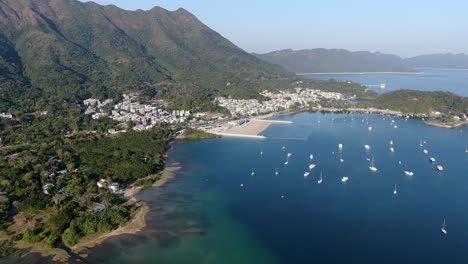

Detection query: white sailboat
(275, 169), (279, 176)
(304, 171), (310, 177)
(369, 157), (378, 172)
(341, 176), (349, 183)
(437, 165), (444, 171)
(309, 154), (314, 160)
(404, 171), (414, 176)
(441, 218), (447, 235)
(282, 146), (286, 150)
(390, 140), (393, 145)
(318, 171), (323, 184)
(423, 149), (429, 154)
(309, 164), (316, 170)
(419, 139), (423, 147)
(393, 184), (397, 195)
(260, 150), (263, 156)
(338, 144), (343, 150)
(284, 161), (289, 165)
(287, 153), (292, 158)
(364, 145), (370, 150)
(390, 147), (395, 153)
(368, 126), (372, 131)
(429, 157), (436, 163)
(465, 147), (468, 153)
(251, 170), (255, 176)
(340, 158), (344, 163)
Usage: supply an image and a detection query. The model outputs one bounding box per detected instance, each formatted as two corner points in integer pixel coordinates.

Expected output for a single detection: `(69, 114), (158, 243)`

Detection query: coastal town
(81, 87), (346, 137)
(83, 94), (193, 132)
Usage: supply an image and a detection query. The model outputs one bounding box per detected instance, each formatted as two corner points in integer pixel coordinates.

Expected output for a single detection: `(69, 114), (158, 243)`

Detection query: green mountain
(0, 0), (291, 111)
(253, 49), (414, 73)
(404, 53), (468, 69)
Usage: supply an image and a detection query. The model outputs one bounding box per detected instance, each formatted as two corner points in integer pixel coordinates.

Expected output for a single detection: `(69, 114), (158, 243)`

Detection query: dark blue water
(305, 69), (468, 96)
(85, 112), (468, 264)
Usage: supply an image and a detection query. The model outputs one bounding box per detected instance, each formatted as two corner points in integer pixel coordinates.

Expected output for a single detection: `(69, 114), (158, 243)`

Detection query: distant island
(254, 49), (468, 74)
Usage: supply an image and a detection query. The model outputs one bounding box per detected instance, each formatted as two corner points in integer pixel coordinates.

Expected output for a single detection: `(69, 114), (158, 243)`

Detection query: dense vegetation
(372, 90), (468, 114)
(0, 0), (291, 113)
(181, 128), (220, 140)
(0, 110), (175, 250)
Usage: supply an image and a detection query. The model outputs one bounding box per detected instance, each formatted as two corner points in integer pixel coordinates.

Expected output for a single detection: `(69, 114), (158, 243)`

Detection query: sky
(80, 0), (468, 57)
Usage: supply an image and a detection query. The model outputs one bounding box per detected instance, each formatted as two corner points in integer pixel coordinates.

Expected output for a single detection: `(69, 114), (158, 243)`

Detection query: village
(83, 94), (193, 132)
(215, 87), (343, 117)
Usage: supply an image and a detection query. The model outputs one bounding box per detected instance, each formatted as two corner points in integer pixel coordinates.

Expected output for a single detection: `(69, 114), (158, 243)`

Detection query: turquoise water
(84, 112), (468, 264)
(305, 69), (468, 96)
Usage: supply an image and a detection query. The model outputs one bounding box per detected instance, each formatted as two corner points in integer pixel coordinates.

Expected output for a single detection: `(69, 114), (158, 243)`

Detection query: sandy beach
(223, 120), (272, 136)
(217, 119), (292, 138)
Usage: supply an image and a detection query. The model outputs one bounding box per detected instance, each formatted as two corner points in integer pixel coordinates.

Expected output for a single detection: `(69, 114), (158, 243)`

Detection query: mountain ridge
(254, 48), (468, 73)
(0, 0), (291, 111)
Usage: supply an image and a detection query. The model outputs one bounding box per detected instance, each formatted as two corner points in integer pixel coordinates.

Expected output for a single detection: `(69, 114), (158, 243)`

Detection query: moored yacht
(404, 171), (414, 176)
(369, 157), (378, 172)
(341, 176), (349, 183)
(423, 149), (429, 154)
(309, 154), (314, 160)
(429, 157), (436, 163)
(364, 145), (370, 150)
(304, 171), (310, 177)
(441, 218), (447, 235)
(437, 165), (444, 171)
(309, 164), (316, 170)
(390, 147), (395, 153)
(393, 184), (397, 195)
(318, 171), (323, 184)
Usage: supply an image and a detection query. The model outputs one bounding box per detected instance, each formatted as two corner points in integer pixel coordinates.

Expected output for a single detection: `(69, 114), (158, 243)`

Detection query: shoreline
(71, 200), (150, 253)
(297, 71), (423, 75)
(5, 165), (182, 261)
(214, 105), (465, 138)
(424, 120), (468, 128)
(72, 165), (181, 254)
(212, 118), (292, 138)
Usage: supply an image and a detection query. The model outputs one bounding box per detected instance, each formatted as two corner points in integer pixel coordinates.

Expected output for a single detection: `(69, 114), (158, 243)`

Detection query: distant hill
(0, 0), (291, 111)
(404, 54), (468, 69)
(253, 49), (414, 74)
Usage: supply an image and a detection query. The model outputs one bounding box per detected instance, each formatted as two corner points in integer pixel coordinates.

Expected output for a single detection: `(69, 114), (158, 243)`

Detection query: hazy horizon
(80, 0), (468, 58)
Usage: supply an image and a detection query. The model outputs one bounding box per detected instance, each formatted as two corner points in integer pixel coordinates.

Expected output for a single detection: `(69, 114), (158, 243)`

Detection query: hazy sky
(80, 0), (468, 57)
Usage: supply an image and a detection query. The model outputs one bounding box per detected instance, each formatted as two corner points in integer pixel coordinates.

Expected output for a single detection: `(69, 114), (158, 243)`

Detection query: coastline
(297, 71), (423, 75)
(71, 200), (150, 253)
(212, 118), (292, 138)
(4, 165), (182, 261)
(72, 165), (181, 254)
(424, 120), (468, 128)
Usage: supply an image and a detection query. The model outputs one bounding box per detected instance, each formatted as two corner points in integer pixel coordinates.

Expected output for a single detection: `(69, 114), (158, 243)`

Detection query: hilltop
(0, 0), (291, 112)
